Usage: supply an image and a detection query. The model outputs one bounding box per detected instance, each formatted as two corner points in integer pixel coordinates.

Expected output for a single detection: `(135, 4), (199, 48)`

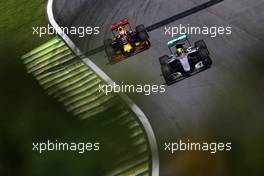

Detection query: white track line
(47, 0), (159, 175)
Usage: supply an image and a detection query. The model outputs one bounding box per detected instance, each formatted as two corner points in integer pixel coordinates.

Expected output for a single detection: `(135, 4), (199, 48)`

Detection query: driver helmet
(176, 45), (184, 55)
(118, 26), (126, 35)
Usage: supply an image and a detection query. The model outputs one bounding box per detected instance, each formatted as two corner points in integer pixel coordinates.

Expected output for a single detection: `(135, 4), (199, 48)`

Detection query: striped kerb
(21, 36), (151, 176)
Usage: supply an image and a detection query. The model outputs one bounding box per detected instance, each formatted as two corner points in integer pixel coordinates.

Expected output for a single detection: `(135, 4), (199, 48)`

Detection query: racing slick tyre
(144, 39), (151, 48)
(161, 64), (172, 84)
(159, 55), (169, 65)
(104, 39), (115, 63)
(206, 57), (213, 66)
(136, 24), (149, 41)
(195, 40), (210, 59)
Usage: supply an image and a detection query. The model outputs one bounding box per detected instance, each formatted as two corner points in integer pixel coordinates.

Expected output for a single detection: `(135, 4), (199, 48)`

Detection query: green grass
(0, 0), (50, 56)
(0, 2), (138, 176)
(0, 1), (105, 175)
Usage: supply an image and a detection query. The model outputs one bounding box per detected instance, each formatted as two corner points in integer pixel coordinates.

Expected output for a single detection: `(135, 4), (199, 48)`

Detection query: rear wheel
(206, 57), (213, 66)
(104, 39), (115, 63)
(144, 39), (151, 48)
(159, 55), (169, 65)
(195, 40), (210, 59)
(161, 64), (171, 83)
(136, 24), (149, 41)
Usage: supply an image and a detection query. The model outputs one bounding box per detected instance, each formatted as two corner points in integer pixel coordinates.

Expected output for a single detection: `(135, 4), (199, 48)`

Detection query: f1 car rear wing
(168, 34), (192, 54)
(110, 18), (129, 31)
(167, 34), (188, 47)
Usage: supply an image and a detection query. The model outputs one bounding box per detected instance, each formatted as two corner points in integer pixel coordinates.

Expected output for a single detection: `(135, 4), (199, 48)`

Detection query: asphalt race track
(52, 0), (264, 175)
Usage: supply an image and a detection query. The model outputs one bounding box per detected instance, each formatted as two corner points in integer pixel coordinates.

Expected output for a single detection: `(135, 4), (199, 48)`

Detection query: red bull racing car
(104, 19), (151, 63)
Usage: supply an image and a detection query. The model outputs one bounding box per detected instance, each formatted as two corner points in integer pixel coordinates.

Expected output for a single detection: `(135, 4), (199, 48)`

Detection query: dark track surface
(53, 0), (264, 175)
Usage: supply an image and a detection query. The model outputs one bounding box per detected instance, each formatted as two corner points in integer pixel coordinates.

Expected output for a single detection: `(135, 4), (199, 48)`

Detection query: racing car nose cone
(180, 56), (191, 72)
